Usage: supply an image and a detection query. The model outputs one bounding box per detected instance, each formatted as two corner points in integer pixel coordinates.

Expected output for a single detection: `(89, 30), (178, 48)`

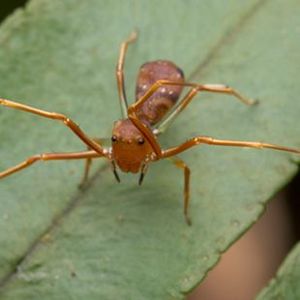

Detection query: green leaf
(256, 243), (300, 300)
(0, 0), (299, 299)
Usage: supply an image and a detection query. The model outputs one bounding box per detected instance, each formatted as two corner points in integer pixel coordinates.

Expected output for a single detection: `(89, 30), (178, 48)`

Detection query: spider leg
(161, 136), (300, 224)
(130, 80), (255, 114)
(116, 30), (138, 118)
(0, 150), (102, 179)
(155, 83), (256, 135)
(0, 98), (104, 154)
(81, 154), (93, 185)
(128, 80), (254, 156)
(80, 138), (109, 185)
(127, 107), (163, 157)
(162, 136), (300, 158)
(169, 156), (191, 226)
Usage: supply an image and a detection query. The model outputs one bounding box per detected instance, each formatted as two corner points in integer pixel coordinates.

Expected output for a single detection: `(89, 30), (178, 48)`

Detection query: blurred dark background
(0, 0), (28, 21)
(288, 172), (300, 237)
(1, 2), (299, 299)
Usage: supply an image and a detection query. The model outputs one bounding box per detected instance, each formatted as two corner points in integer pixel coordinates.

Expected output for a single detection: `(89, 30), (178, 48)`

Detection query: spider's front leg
(127, 94), (193, 224)
(0, 98), (109, 179)
(160, 135), (300, 225)
(127, 98), (163, 157)
(161, 136), (300, 158)
(127, 79), (256, 225)
(0, 98), (104, 154)
(128, 79), (255, 146)
(0, 151), (102, 179)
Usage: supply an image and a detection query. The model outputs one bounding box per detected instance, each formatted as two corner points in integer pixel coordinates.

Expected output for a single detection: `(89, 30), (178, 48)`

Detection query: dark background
(0, 0), (27, 21)
(288, 172), (300, 237)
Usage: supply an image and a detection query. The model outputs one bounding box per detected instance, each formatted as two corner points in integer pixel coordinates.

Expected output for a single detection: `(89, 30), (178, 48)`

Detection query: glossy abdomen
(135, 60), (184, 125)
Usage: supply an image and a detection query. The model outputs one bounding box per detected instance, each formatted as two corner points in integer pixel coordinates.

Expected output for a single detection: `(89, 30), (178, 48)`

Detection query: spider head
(111, 119), (153, 173)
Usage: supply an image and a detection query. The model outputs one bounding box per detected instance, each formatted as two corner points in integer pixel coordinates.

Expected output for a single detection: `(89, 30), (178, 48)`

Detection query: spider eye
(137, 137), (145, 145)
(111, 135), (118, 143)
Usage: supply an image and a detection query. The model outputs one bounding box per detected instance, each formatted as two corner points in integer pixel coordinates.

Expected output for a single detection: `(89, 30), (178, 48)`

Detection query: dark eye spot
(137, 137), (145, 145)
(111, 135), (117, 143)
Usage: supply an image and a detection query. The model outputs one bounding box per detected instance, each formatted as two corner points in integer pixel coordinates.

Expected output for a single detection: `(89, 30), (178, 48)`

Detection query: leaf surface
(257, 243), (300, 300)
(0, 0), (299, 299)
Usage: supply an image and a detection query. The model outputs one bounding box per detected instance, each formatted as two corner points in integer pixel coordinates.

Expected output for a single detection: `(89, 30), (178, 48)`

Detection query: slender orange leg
(156, 84), (256, 135)
(116, 30), (138, 118)
(0, 150), (102, 179)
(169, 157), (191, 225)
(162, 136), (300, 158)
(81, 155), (93, 185)
(80, 138), (107, 185)
(162, 136), (300, 225)
(127, 80), (254, 156)
(0, 98), (104, 154)
(155, 88), (199, 135)
(128, 109), (162, 157)
(130, 80), (255, 114)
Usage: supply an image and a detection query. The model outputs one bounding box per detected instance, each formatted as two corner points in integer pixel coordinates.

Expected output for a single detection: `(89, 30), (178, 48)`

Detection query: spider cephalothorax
(111, 119), (153, 174)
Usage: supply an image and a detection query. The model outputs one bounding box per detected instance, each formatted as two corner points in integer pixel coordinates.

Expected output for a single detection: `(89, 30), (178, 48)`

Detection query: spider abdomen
(135, 60), (184, 125)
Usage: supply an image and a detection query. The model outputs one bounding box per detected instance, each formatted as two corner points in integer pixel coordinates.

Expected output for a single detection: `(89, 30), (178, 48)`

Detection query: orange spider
(1, 31), (300, 225)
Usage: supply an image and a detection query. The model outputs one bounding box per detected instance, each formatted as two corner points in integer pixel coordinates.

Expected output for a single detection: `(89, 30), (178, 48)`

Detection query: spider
(1, 31), (300, 225)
